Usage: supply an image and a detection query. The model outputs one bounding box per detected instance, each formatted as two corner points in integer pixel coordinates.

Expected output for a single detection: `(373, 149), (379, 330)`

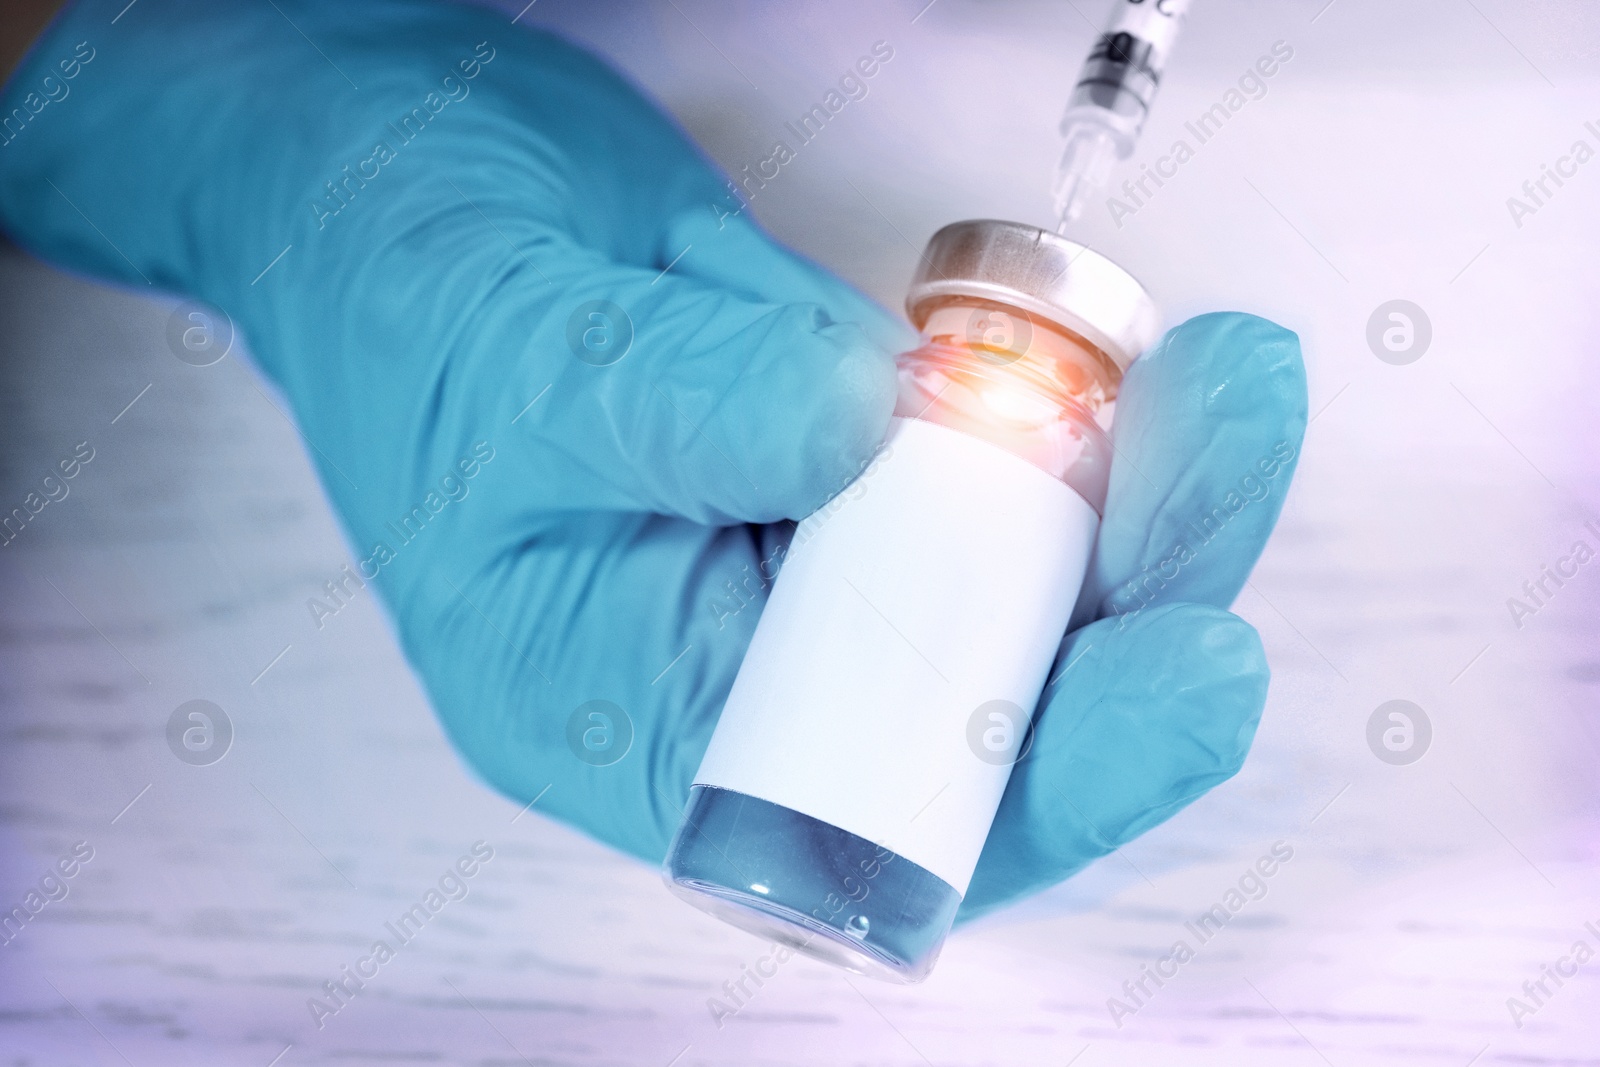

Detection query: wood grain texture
(3, 2), (1600, 1059)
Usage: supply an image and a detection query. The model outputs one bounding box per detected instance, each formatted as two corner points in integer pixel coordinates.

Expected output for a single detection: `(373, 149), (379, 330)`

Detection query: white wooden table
(3, 1), (1598, 1062)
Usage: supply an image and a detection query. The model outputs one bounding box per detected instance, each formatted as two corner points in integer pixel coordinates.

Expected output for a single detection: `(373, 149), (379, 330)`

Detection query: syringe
(1053, 0), (1193, 230)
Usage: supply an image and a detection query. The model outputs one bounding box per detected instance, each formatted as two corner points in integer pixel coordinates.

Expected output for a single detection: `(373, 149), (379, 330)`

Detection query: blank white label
(694, 416), (1098, 894)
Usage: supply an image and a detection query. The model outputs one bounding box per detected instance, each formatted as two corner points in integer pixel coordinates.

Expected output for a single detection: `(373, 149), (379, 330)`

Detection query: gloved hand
(0, 0), (1305, 921)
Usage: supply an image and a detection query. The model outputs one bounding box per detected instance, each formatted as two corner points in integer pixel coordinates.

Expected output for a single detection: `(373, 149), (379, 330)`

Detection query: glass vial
(664, 220), (1160, 982)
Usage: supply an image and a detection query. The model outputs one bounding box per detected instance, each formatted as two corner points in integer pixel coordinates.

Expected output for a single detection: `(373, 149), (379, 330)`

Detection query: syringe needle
(1053, 125), (1119, 225)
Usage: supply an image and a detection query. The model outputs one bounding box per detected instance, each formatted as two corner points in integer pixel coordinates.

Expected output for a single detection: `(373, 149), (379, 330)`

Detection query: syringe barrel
(1064, 0), (1192, 146)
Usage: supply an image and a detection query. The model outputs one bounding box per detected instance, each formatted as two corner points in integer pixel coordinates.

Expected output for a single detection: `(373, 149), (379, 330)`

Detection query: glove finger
(1073, 312), (1307, 628)
(254, 196), (900, 543)
(501, 237), (900, 526)
(959, 601), (1268, 921)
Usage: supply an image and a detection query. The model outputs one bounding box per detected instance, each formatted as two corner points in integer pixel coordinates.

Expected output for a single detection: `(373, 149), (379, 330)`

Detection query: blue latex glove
(0, 0), (1305, 921)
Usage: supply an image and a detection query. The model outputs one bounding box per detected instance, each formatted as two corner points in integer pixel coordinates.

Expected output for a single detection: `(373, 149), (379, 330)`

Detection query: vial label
(693, 416), (1098, 894)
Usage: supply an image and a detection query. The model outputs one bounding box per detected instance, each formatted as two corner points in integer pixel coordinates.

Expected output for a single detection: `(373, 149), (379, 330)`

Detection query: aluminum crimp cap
(905, 219), (1161, 374)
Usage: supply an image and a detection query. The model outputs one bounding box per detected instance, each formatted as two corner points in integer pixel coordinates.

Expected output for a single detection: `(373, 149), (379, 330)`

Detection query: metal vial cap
(905, 219), (1161, 374)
